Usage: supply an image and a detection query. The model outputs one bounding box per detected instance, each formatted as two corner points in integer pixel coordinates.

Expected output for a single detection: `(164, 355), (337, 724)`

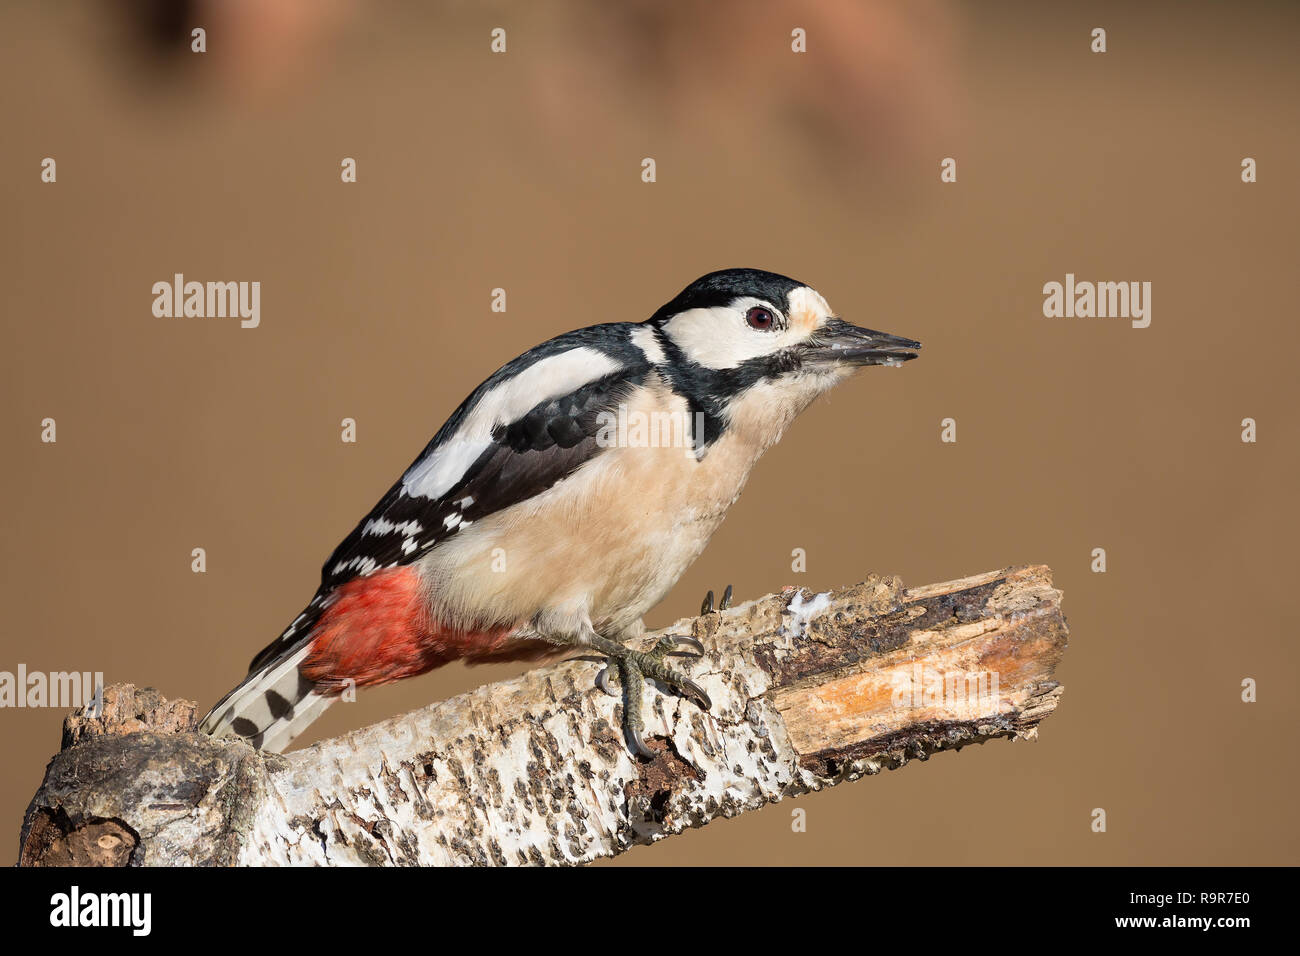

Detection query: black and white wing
(247, 324), (652, 672)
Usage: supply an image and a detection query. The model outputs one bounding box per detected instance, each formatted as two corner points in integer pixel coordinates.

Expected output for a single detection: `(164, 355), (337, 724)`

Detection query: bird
(199, 268), (920, 756)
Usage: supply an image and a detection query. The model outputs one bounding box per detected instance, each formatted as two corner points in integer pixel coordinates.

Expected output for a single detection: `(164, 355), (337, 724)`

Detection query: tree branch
(18, 565), (1067, 866)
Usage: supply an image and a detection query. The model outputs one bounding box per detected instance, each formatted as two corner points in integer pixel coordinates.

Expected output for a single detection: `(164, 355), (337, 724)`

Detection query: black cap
(649, 268), (806, 324)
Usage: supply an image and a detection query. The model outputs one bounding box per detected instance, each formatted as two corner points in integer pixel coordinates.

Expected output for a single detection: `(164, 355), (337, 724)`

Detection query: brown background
(3, 0), (1297, 865)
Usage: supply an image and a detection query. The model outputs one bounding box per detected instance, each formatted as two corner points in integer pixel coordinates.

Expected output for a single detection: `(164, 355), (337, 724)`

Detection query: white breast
(416, 379), (775, 636)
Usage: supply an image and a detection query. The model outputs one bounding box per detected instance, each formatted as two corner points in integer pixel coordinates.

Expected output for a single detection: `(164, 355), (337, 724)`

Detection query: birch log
(18, 565), (1067, 866)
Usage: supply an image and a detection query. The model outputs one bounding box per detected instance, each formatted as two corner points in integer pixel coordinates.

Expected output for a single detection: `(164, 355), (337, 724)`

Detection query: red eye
(746, 307), (775, 330)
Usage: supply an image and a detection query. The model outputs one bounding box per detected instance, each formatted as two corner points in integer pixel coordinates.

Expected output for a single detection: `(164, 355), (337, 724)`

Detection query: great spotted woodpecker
(199, 268), (920, 756)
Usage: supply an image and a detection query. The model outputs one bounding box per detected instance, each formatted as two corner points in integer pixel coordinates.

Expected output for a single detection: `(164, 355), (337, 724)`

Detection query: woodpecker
(200, 268), (920, 756)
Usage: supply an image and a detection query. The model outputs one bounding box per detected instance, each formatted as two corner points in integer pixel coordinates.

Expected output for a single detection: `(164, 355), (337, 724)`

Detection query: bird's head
(646, 268), (920, 442)
(649, 267), (919, 377)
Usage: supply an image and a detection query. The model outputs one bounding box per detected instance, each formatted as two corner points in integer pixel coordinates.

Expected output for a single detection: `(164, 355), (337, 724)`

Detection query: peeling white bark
(19, 566), (1067, 867)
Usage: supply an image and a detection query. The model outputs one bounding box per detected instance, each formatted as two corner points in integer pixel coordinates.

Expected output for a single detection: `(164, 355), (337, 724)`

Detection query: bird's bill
(805, 318), (921, 367)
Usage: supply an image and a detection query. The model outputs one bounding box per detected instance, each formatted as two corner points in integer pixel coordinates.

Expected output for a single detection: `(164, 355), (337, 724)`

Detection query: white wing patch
(332, 555), (379, 577)
(362, 517), (423, 537)
(401, 346), (624, 501)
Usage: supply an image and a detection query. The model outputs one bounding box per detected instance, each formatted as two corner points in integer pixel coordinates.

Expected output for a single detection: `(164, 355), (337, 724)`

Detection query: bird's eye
(746, 307), (775, 330)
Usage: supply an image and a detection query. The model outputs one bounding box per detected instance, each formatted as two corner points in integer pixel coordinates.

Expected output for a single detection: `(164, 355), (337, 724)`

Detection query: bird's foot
(593, 634), (710, 760)
(699, 583), (734, 615)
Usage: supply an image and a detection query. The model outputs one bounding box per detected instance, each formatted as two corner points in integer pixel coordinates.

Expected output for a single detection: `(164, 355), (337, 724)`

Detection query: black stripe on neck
(649, 324), (801, 453)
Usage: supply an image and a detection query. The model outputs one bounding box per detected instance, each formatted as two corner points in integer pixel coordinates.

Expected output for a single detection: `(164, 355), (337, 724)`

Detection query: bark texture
(18, 565), (1067, 866)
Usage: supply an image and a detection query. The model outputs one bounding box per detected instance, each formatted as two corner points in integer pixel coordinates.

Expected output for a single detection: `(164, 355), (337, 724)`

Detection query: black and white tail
(199, 602), (333, 753)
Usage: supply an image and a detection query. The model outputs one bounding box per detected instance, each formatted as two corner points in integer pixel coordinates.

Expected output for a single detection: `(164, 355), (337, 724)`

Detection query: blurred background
(3, 0), (1298, 865)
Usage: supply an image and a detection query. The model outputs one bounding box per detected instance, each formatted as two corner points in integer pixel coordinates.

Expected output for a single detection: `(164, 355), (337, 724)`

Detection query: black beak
(806, 318), (921, 367)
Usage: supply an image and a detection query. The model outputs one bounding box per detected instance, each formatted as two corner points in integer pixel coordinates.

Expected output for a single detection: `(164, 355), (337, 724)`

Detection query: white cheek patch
(401, 346), (623, 500)
(663, 297), (804, 369)
(661, 307), (735, 368)
(663, 289), (835, 369)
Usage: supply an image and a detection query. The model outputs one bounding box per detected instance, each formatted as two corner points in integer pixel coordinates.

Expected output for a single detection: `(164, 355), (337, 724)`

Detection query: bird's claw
(674, 676), (712, 712)
(594, 634), (713, 760)
(597, 633), (699, 696)
(652, 633), (706, 659)
(596, 664), (619, 697)
(700, 584), (734, 615)
(629, 730), (657, 760)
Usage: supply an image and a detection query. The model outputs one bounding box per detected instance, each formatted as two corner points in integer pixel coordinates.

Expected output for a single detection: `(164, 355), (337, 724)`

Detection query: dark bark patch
(20, 807), (139, 867)
(624, 738), (701, 826)
(755, 577), (1003, 687)
(797, 717), (1014, 777)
